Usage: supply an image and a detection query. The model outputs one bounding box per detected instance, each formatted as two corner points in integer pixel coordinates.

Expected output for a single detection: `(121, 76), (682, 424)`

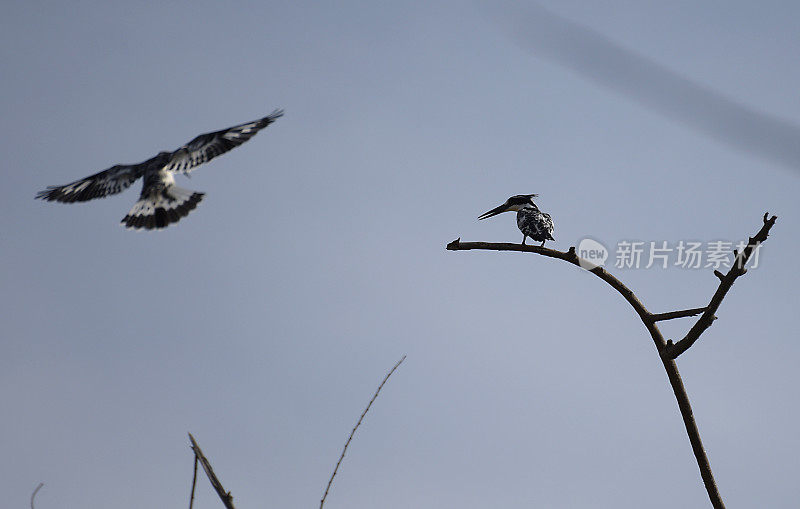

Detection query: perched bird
(36, 109), (284, 230)
(478, 194), (555, 246)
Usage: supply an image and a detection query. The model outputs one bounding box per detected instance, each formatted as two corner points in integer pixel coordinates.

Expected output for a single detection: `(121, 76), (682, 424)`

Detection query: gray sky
(2, 1), (798, 508)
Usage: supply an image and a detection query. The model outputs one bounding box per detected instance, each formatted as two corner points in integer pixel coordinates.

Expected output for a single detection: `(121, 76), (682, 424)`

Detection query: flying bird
(36, 109), (284, 230)
(478, 194), (555, 246)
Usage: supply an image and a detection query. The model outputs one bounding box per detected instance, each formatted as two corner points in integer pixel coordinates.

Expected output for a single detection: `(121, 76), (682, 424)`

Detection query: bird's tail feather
(121, 185), (204, 230)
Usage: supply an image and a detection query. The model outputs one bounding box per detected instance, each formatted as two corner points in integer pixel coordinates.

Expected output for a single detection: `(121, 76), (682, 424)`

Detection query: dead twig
(665, 213), (777, 358)
(320, 355), (406, 509)
(649, 307), (708, 322)
(30, 483), (44, 509)
(446, 214), (777, 509)
(188, 432), (236, 509)
(189, 453), (199, 509)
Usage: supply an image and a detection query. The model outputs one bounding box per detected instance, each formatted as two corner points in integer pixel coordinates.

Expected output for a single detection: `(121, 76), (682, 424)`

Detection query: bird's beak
(478, 203), (511, 220)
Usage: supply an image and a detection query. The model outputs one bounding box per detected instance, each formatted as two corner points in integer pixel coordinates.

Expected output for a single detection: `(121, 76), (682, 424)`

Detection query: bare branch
(665, 214), (777, 358)
(447, 240), (656, 325)
(447, 238), (730, 508)
(650, 307), (707, 322)
(320, 355), (406, 509)
(188, 432), (236, 509)
(189, 453), (199, 509)
(30, 483), (44, 509)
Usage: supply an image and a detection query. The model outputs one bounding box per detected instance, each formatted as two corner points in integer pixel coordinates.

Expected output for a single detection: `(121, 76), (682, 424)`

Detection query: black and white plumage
(478, 194), (555, 246)
(36, 109), (283, 230)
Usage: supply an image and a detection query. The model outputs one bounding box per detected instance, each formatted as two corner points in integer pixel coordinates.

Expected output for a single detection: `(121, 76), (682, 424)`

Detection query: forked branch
(664, 213), (777, 358)
(188, 432), (236, 509)
(446, 214), (777, 509)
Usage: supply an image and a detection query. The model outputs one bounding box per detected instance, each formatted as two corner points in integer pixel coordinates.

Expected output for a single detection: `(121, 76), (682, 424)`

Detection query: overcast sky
(2, 1), (798, 508)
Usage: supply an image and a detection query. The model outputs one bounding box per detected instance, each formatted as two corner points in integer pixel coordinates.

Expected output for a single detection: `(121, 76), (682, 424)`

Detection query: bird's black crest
(507, 194), (538, 205)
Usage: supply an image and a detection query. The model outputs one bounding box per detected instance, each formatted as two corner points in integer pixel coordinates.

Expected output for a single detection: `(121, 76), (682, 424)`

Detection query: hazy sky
(2, 1), (798, 508)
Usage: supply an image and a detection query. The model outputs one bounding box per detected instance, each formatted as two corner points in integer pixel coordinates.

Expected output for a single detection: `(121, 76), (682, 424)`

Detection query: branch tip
(713, 270), (725, 281)
(320, 356), (406, 509)
(651, 307), (708, 322)
(30, 483), (44, 509)
(446, 238), (461, 250)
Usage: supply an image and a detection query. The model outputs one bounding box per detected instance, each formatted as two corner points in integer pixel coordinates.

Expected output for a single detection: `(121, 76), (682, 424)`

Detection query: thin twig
(30, 483), (44, 509)
(665, 213), (777, 358)
(649, 307), (708, 322)
(320, 355), (406, 509)
(189, 453), (199, 509)
(188, 432), (236, 509)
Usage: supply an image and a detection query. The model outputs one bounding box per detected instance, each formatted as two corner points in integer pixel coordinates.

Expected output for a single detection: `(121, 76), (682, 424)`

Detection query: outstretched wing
(36, 164), (144, 203)
(165, 109), (284, 174)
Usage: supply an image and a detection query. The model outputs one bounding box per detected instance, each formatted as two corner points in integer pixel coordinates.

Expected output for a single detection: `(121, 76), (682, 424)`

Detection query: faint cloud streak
(492, 2), (800, 172)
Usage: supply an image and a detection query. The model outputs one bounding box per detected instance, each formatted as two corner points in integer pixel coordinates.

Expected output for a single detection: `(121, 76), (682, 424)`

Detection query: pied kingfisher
(478, 194), (555, 246)
(36, 109), (283, 230)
